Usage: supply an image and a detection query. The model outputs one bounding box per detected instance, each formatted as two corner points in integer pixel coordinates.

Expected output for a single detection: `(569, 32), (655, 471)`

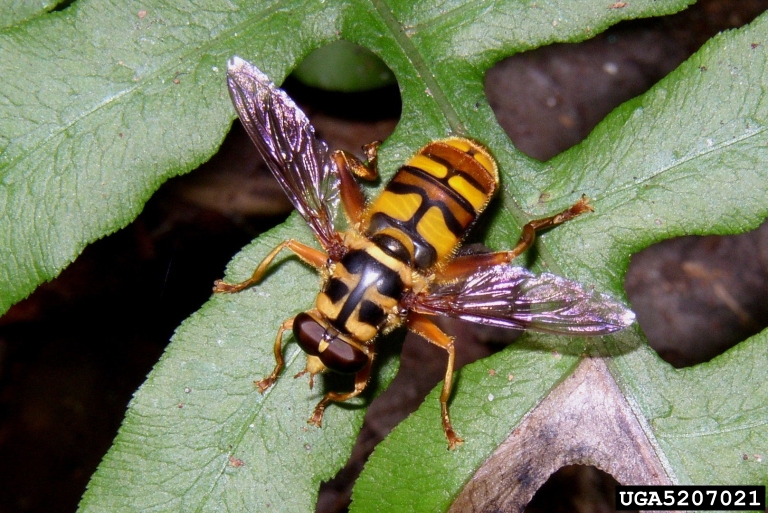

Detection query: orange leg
(213, 239), (327, 293)
(254, 317), (295, 392)
(308, 352), (373, 427)
(406, 312), (463, 449)
(331, 141), (381, 225)
(436, 195), (593, 281)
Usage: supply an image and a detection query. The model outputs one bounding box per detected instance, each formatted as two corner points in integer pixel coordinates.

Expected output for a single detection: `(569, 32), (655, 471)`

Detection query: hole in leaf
(484, 1), (768, 162)
(284, 41), (401, 121)
(625, 221), (768, 368)
(525, 464), (635, 513)
(279, 70), (400, 149)
(51, 0), (77, 12)
(485, 24), (685, 162)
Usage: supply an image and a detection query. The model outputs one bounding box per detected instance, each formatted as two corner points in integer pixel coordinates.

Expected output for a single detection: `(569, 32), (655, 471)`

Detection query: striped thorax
(316, 232), (412, 343)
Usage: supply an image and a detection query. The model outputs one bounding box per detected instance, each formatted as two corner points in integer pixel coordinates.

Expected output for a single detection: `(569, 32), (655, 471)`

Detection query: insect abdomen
(365, 137), (498, 269)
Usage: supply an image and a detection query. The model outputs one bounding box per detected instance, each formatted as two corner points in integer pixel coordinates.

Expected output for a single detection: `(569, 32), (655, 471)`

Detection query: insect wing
(413, 266), (635, 335)
(227, 56), (341, 249)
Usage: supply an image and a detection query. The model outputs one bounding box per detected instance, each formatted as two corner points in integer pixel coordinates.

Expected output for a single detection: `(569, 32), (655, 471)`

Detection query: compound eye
(318, 337), (368, 374)
(292, 312), (368, 374)
(292, 312), (325, 357)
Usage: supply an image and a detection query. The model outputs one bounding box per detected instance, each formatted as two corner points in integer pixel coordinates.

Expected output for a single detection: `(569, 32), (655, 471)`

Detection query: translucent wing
(412, 266), (635, 335)
(227, 56), (341, 250)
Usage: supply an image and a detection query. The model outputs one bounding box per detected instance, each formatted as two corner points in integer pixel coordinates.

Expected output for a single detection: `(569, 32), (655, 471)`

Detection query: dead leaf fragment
(450, 357), (673, 513)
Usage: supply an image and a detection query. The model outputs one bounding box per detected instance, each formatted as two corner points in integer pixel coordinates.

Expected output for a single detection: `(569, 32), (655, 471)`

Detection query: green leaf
(3, 0), (765, 511)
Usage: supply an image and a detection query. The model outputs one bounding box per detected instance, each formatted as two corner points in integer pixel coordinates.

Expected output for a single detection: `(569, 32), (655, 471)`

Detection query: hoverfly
(216, 56), (635, 449)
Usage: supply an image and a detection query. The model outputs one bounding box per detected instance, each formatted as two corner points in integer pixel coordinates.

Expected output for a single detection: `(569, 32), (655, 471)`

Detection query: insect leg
(331, 141), (381, 225)
(308, 352), (373, 427)
(255, 316), (295, 392)
(406, 312), (464, 449)
(333, 141), (380, 180)
(213, 239), (327, 293)
(435, 195), (593, 281)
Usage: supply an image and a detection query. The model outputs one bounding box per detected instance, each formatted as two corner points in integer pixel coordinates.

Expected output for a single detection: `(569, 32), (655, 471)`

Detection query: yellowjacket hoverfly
(216, 56), (635, 449)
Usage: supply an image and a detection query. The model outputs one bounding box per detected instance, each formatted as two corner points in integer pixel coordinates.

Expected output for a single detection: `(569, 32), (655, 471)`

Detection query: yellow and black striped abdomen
(364, 137), (498, 270)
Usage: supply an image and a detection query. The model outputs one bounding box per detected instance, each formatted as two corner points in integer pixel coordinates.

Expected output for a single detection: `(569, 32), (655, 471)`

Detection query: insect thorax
(315, 234), (412, 344)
